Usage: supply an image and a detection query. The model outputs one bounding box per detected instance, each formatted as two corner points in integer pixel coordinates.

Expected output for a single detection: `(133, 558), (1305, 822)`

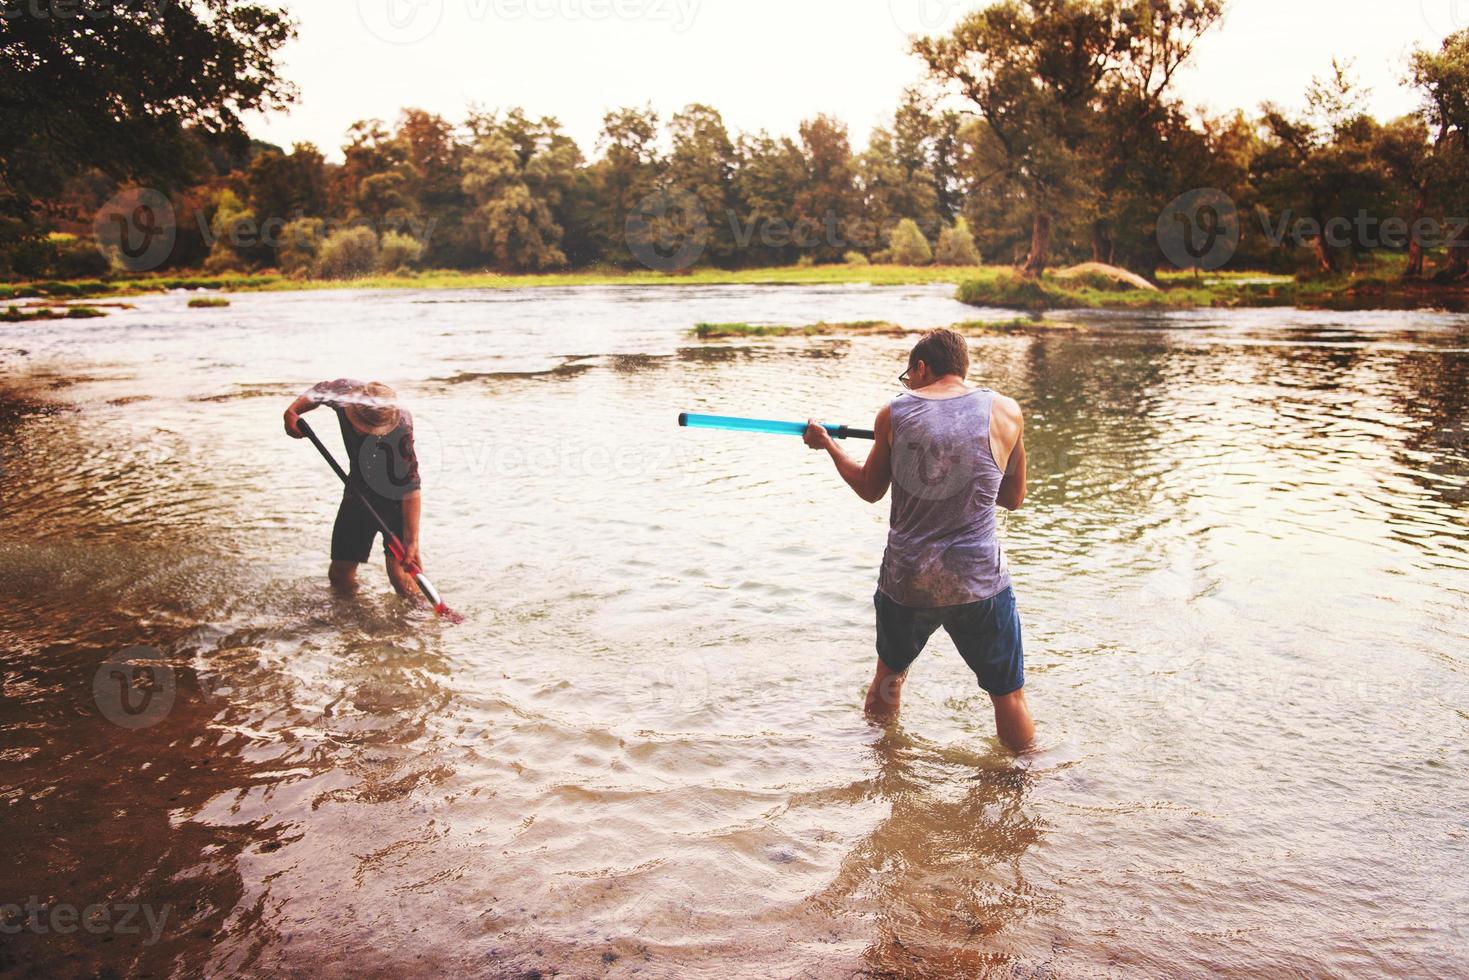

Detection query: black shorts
(874, 586), (1025, 696)
(330, 491), (403, 564)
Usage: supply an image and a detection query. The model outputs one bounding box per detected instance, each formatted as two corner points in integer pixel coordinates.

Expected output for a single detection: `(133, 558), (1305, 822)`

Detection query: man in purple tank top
(803, 328), (1035, 751)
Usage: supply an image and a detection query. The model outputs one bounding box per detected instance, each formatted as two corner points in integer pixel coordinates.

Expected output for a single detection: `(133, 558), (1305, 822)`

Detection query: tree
(1373, 117), (1436, 278)
(667, 104), (737, 264)
(593, 107), (662, 264)
(794, 115), (858, 262)
(731, 132), (806, 266)
(1256, 61), (1388, 275)
(1409, 31), (1469, 280)
(460, 113), (571, 271)
(0, 0), (295, 249)
(915, 0), (1223, 277)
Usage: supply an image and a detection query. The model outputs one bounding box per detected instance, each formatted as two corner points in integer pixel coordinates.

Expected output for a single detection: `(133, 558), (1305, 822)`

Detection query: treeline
(8, 1), (1469, 282)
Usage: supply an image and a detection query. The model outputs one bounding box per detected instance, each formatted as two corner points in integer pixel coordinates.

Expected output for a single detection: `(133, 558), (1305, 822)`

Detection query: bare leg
(384, 552), (421, 600)
(864, 658), (907, 723)
(991, 687), (1035, 753)
(328, 560), (359, 595)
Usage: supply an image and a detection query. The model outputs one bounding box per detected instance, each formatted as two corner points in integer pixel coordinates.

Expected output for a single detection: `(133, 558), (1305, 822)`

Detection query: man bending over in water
(803, 328), (1035, 751)
(283, 379), (426, 600)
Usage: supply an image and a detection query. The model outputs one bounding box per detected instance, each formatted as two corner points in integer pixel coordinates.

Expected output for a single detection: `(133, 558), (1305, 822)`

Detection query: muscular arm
(805, 404), (894, 504)
(994, 396), (1028, 511)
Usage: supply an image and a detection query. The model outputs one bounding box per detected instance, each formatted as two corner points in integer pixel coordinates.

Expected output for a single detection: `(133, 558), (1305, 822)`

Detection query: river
(1, 283), (1466, 977)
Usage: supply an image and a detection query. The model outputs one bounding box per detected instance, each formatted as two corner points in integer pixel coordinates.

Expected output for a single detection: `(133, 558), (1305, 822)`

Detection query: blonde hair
(345, 381), (401, 432)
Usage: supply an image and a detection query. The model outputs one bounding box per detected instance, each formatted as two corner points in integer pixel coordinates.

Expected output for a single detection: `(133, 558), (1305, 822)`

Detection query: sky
(244, 0), (1467, 159)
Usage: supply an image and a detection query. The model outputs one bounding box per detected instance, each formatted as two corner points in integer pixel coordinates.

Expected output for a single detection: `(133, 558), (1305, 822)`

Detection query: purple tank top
(878, 388), (1011, 608)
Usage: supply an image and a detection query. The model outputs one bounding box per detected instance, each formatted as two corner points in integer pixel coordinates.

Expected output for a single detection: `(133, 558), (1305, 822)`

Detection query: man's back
(878, 387), (1012, 608)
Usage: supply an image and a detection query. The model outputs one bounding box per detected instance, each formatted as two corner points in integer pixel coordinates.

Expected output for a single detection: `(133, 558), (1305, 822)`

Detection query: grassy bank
(5, 262), (1468, 313)
(0, 264), (973, 303)
(690, 316), (1075, 340)
(954, 265), (1469, 312)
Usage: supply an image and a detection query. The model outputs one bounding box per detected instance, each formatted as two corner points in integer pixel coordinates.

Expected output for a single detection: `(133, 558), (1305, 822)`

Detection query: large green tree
(0, 0), (294, 248)
(1409, 30), (1469, 280)
(915, 0), (1223, 276)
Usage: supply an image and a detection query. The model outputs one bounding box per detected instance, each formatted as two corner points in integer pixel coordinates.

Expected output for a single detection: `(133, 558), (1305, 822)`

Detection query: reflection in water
(0, 287), (1466, 976)
(810, 729), (1052, 978)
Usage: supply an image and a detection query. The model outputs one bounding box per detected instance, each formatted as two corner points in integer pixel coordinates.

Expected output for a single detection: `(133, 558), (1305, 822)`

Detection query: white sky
(245, 0), (1466, 159)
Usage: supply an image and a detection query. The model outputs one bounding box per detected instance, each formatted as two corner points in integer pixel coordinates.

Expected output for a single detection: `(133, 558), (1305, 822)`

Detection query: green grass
(690, 319), (911, 339)
(1, 305), (106, 322)
(187, 296), (231, 308)
(690, 316), (1081, 340)
(6, 258), (1468, 312)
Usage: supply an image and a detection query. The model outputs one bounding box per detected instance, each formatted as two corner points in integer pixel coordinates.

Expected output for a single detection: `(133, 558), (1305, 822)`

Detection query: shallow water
(1, 284), (1466, 977)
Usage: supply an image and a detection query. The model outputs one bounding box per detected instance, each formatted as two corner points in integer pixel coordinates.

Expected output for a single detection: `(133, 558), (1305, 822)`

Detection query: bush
(956, 272), (1079, 312)
(378, 232), (424, 272)
(315, 227), (380, 280)
(53, 238), (110, 279)
(278, 217), (324, 276)
(202, 190), (257, 273)
(10, 238), (57, 279)
(886, 219), (933, 266)
(843, 250), (870, 266)
(934, 218), (982, 266)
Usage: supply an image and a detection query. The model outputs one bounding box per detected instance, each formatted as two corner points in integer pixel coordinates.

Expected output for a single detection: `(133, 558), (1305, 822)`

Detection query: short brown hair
(908, 328), (969, 379)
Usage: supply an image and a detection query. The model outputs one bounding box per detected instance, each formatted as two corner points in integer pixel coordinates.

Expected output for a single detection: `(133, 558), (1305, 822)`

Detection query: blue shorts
(874, 586), (1025, 696)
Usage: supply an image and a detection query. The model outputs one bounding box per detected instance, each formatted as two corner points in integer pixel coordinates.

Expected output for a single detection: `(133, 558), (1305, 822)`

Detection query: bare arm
(283, 385), (330, 438)
(994, 397), (1027, 511)
(804, 405), (894, 504)
(401, 490), (422, 568)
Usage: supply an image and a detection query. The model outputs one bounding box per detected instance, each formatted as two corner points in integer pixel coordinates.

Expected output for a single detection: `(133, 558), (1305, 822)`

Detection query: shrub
(956, 272), (1078, 312)
(378, 231), (424, 272)
(315, 227), (380, 280)
(886, 219), (933, 266)
(188, 296), (230, 308)
(202, 190), (256, 273)
(934, 218), (982, 266)
(278, 217), (325, 276)
(843, 250), (870, 266)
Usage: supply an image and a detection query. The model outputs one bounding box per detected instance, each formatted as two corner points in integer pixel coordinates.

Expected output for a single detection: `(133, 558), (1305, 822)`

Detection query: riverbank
(689, 316), (1081, 339)
(5, 262), (1468, 314)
